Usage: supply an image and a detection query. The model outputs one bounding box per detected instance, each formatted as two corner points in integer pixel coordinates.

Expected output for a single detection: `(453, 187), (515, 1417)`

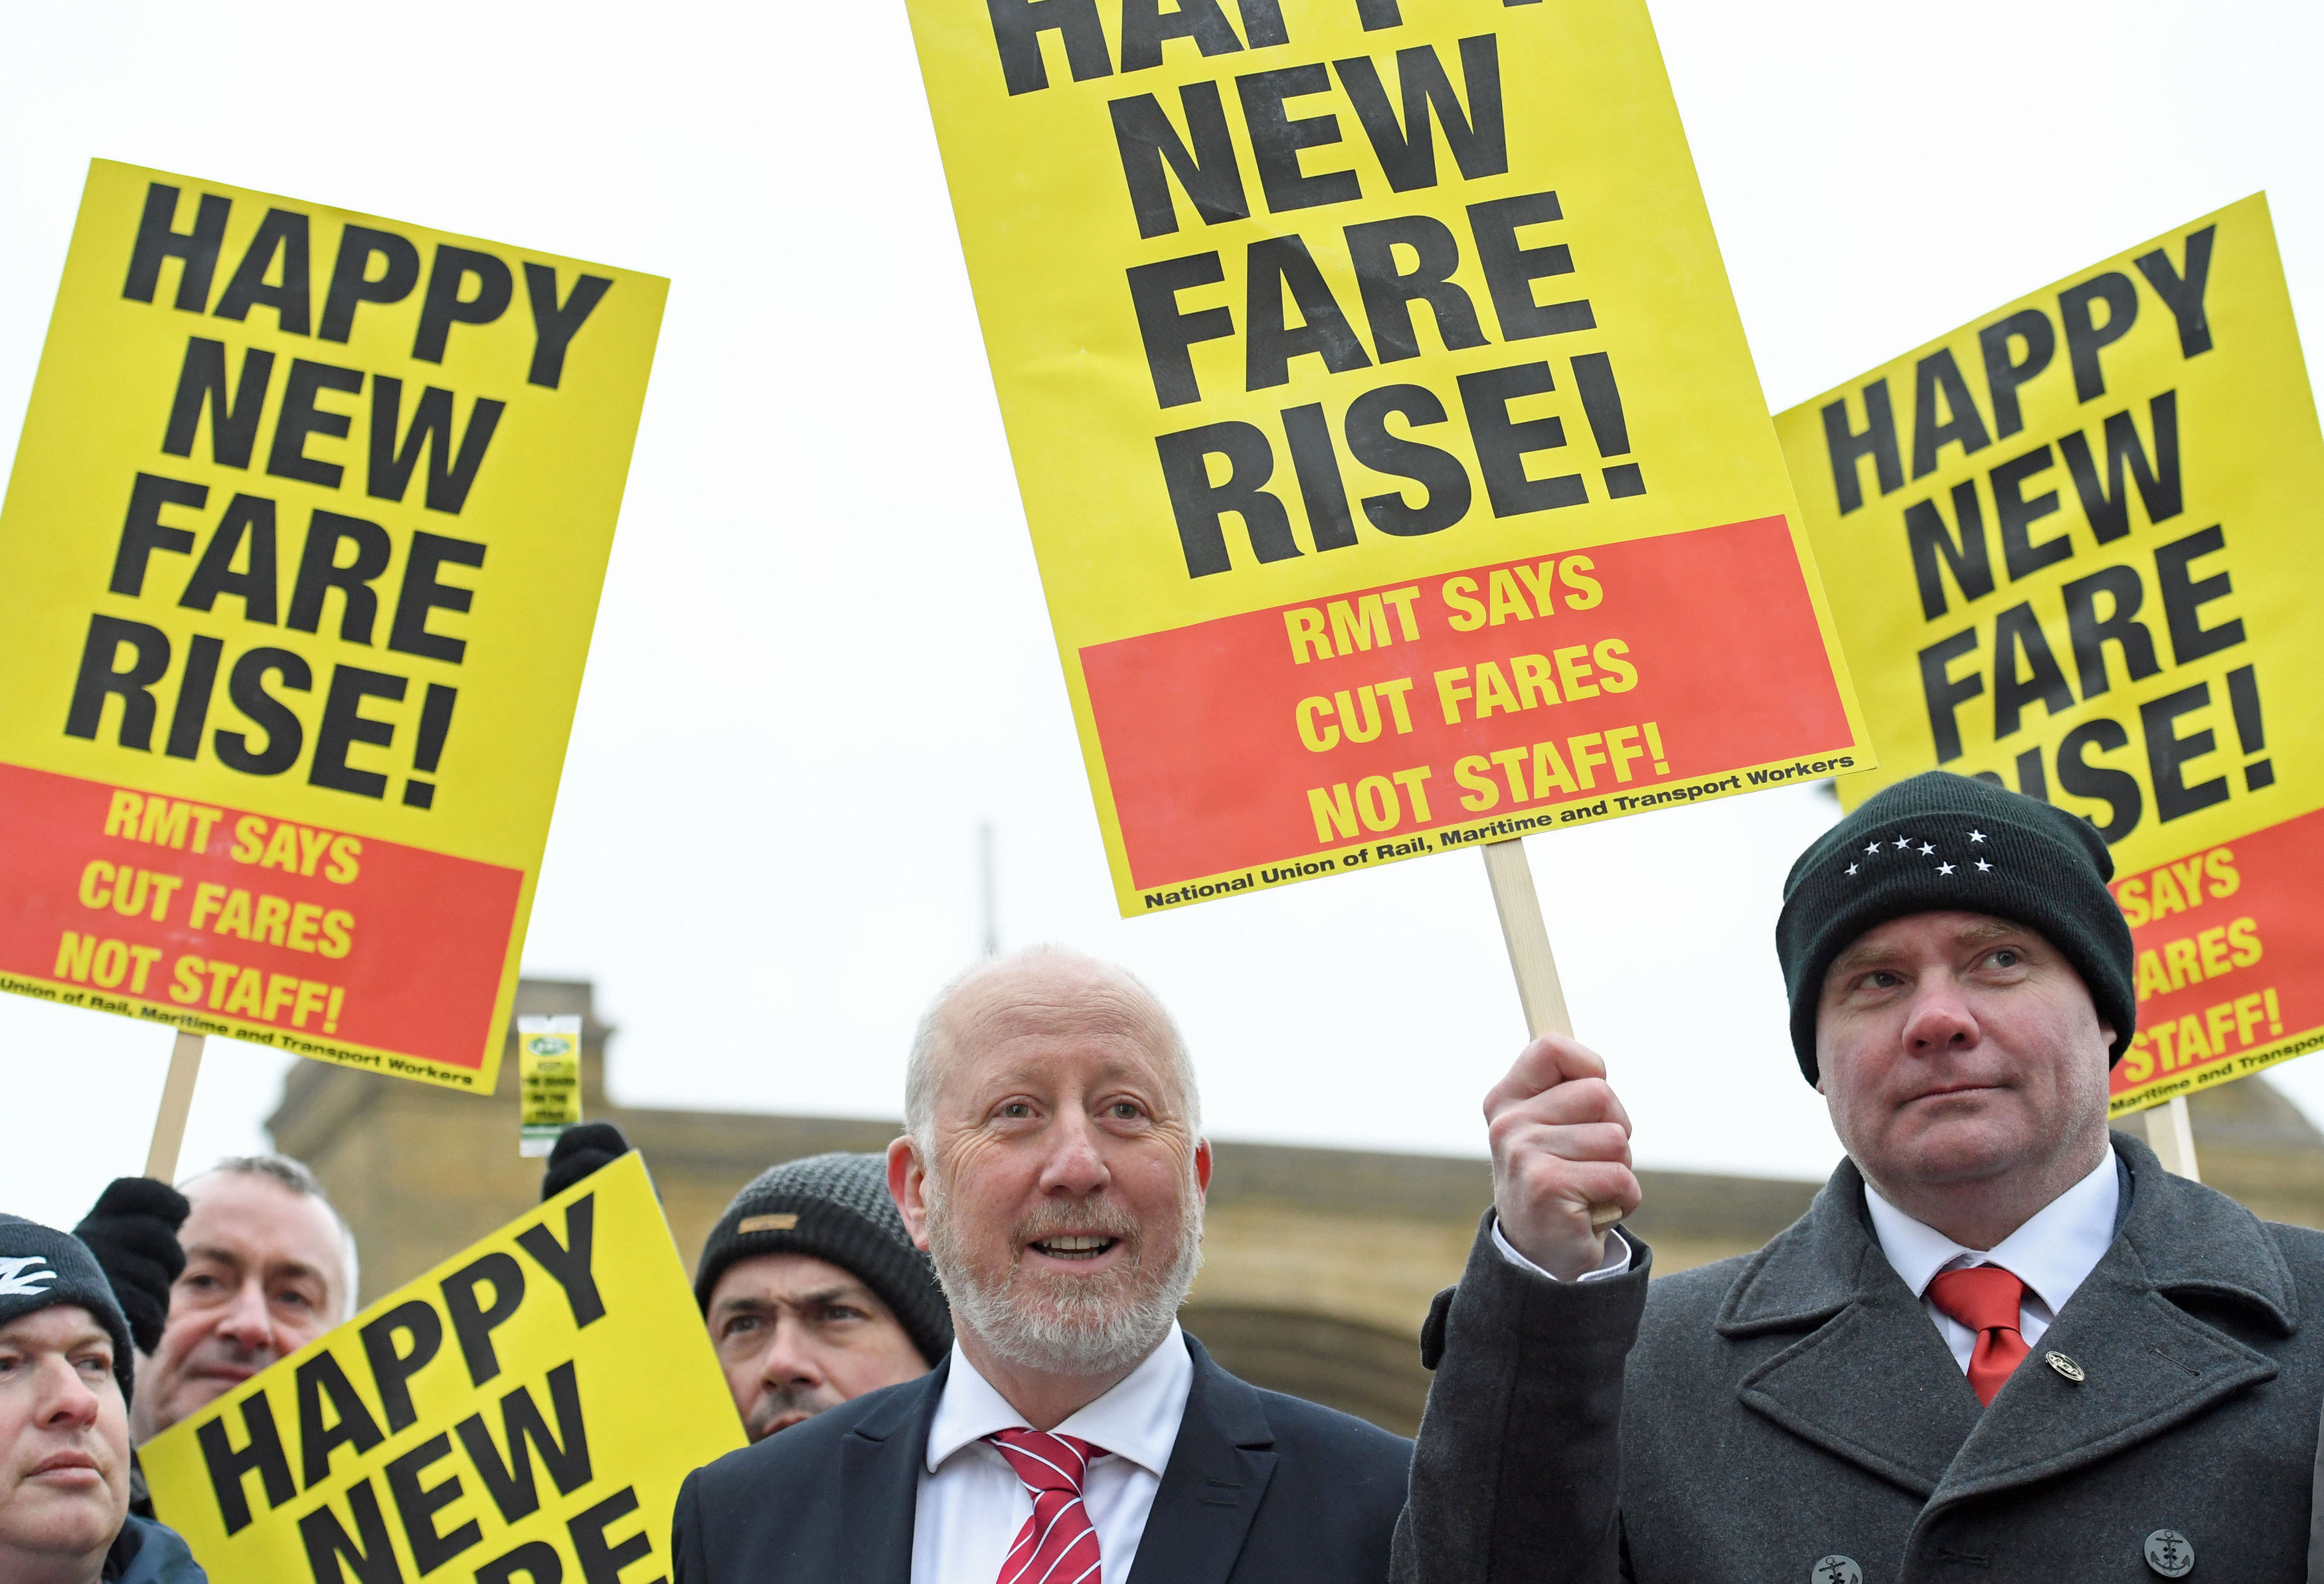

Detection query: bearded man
(673, 947), (1412, 1583)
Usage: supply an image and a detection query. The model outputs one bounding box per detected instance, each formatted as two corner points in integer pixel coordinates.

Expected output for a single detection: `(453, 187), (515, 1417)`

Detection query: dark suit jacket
(675, 1332), (1411, 1583)
(1392, 1133), (2324, 1583)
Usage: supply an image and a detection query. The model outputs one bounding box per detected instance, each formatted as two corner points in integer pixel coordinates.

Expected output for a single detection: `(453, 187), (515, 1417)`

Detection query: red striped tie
(987, 1429), (1108, 1584)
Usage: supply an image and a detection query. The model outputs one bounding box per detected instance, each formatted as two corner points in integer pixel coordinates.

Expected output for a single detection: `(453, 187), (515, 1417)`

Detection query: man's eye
(1991, 948), (2021, 967)
(1000, 1103), (1033, 1119)
(726, 1315), (762, 1338)
(1110, 1101), (1143, 1120)
(821, 1306), (869, 1324)
(1867, 971), (1900, 989)
(275, 1290), (313, 1310)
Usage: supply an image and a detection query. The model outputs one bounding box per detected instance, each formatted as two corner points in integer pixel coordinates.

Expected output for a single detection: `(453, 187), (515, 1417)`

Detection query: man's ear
(888, 1137), (932, 1251)
(1193, 1137), (1213, 1199)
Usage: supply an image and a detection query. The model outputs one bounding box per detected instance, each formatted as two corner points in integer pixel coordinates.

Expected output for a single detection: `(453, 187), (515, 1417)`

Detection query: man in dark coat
(1392, 770), (2324, 1583)
(674, 947), (1411, 1583)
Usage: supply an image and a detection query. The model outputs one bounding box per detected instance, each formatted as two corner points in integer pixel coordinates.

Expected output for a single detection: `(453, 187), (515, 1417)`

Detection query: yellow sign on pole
(904, 0), (1869, 917)
(141, 1152), (744, 1581)
(1776, 195), (2324, 1114)
(0, 160), (665, 1091)
(518, 1015), (585, 1158)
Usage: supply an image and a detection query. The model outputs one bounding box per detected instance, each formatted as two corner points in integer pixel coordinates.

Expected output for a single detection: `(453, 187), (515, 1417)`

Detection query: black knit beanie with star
(1777, 770), (2136, 1085)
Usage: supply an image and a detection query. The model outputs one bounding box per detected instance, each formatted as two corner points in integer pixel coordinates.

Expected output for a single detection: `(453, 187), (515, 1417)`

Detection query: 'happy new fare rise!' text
(62, 183), (612, 811)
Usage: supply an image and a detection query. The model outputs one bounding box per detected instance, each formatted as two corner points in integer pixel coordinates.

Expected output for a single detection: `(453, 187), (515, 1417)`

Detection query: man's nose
(212, 1278), (279, 1353)
(1902, 979), (1980, 1052)
(1037, 1106), (1113, 1196)
(756, 1318), (828, 1389)
(39, 1356), (102, 1429)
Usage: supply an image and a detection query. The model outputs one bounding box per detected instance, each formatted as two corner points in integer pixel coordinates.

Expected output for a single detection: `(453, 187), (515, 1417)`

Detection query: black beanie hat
(1777, 770), (2136, 1085)
(0, 1214), (138, 1405)
(694, 1152), (952, 1366)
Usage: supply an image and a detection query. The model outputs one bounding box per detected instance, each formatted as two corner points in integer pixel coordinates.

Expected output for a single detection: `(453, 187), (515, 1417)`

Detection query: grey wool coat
(1390, 1133), (2324, 1583)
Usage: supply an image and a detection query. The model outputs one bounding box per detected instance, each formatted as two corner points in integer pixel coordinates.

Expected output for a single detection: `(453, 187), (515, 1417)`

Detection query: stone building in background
(270, 978), (2324, 1437)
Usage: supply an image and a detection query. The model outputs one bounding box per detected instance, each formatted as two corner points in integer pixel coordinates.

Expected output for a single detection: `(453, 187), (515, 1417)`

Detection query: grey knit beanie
(0, 1214), (137, 1405)
(694, 1152), (952, 1366)
(1777, 770), (2137, 1085)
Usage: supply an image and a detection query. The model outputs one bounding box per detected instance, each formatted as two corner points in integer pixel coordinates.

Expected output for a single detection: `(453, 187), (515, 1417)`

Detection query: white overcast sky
(3, 0), (2319, 1229)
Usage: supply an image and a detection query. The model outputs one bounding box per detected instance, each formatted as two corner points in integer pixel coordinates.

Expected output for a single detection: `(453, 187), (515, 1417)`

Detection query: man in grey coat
(1394, 769), (2324, 1583)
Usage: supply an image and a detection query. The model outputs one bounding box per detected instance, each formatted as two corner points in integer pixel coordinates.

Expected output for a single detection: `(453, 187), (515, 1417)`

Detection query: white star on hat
(1937, 862), (1955, 875)
(1863, 842), (1880, 856)
(1976, 859), (1992, 872)
(1847, 863), (1859, 875)
(1968, 829), (1988, 842)
(1918, 842), (1935, 855)
(1893, 836), (1912, 850)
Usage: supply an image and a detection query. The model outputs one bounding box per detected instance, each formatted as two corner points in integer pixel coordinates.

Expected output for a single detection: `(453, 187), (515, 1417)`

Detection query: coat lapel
(833, 1358), (948, 1584)
(1725, 1162), (1982, 1496)
(1930, 1135), (2291, 1508)
(1725, 1137), (2299, 1512)
(1124, 1335), (1279, 1584)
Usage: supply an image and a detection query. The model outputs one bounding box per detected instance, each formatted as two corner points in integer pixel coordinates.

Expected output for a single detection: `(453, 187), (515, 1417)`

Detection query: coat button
(1811, 1559), (1863, 1584)
(2143, 1530), (2195, 1577)
(2044, 1350), (2086, 1382)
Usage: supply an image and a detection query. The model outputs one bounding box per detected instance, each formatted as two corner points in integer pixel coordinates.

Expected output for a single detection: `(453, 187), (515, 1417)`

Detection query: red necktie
(987, 1429), (1108, 1584)
(1926, 1264), (2031, 1406)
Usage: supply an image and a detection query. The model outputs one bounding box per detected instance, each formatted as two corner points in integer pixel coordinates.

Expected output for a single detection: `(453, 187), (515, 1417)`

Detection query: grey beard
(926, 1174), (1204, 1379)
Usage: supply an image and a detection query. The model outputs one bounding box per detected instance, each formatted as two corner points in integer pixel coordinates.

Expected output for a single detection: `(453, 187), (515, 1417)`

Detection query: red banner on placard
(0, 762), (520, 1083)
(1081, 517), (1858, 897)
(2109, 805), (2324, 1112)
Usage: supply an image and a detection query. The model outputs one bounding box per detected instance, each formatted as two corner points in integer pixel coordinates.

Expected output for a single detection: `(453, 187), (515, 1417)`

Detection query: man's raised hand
(1486, 1034), (1643, 1282)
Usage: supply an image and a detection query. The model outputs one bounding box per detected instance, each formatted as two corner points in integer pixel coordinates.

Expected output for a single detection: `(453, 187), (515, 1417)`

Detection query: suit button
(1811, 1559), (1862, 1584)
(2143, 1530), (2195, 1577)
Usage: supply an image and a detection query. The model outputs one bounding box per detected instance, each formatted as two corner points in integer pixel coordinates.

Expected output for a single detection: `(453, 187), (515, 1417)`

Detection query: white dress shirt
(912, 1322), (1195, 1584)
(1494, 1145), (2121, 1376)
(1863, 1145), (2119, 1372)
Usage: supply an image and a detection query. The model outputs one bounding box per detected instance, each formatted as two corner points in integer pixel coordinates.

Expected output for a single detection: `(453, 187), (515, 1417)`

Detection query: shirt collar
(1864, 1145), (2120, 1314)
(925, 1321), (1194, 1479)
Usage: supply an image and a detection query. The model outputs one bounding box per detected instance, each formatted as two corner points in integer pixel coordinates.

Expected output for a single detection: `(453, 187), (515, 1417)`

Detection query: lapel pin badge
(2044, 1350), (2086, 1383)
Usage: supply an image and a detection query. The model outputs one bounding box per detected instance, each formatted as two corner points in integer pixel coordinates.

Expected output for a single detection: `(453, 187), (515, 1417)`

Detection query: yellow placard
(518, 1016), (584, 1157)
(0, 161), (665, 1091)
(904, 0), (1869, 916)
(141, 1152), (745, 1581)
(1776, 195), (2324, 1112)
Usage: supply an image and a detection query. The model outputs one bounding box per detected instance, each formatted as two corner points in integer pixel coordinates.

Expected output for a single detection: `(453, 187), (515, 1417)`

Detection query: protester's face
(134, 1173), (348, 1438)
(896, 960), (1210, 1377)
(704, 1252), (927, 1440)
(1818, 911), (2114, 1194)
(0, 1307), (129, 1577)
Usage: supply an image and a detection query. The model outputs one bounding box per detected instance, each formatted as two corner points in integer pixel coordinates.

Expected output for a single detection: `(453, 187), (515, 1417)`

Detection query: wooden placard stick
(1482, 839), (1625, 1230)
(2143, 1094), (2201, 1182)
(144, 1030), (205, 1182)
